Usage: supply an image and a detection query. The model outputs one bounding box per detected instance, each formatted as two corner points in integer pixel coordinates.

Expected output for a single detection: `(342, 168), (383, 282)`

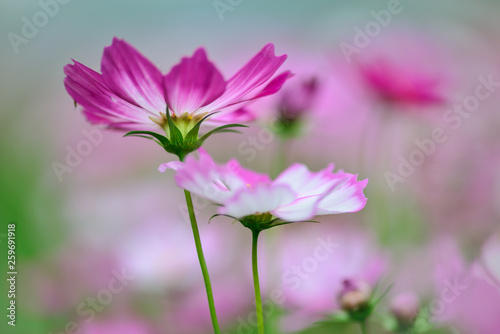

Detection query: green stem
(252, 229), (265, 334)
(183, 189), (221, 334)
(360, 321), (368, 334)
(272, 138), (289, 178)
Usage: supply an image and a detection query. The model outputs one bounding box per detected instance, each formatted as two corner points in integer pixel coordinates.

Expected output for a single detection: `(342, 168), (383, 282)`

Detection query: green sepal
(198, 124), (248, 144)
(125, 110), (248, 161)
(124, 130), (171, 148)
(165, 108), (184, 146)
(184, 112), (217, 145)
(208, 213), (238, 224)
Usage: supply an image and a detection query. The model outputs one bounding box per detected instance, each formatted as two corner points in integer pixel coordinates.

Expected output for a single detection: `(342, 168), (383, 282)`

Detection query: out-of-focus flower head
(389, 292), (420, 331)
(357, 58), (444, 108)
(274, 76), (319, 138)
(160, 148), (367, 230)
(333, 29), (452, 115)
(430, 236), (500, 333)
(338, 278), (373, 312)
(277, 227), (386, 330)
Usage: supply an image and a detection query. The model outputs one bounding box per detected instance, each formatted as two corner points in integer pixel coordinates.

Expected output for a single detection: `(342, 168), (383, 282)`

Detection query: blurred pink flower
(160, 149), (367, 222)
(389, 292), (420, 327)
(278, 227), (387, 330)
(481, 233), (500, 288)
(64, 38), (291, 131)
(358, 58), (444, 107)
(432, 236), (500, 333)
(275, 77), (319, 129)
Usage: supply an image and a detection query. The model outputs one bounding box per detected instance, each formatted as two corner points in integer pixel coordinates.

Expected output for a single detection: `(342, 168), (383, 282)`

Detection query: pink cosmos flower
(159, 149), (367, 223)
(64, 38), (291, 132)
(358, 58), (444, 107)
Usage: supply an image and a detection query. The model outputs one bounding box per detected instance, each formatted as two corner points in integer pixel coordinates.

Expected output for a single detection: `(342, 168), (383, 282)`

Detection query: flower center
(149, 112), (207, 138)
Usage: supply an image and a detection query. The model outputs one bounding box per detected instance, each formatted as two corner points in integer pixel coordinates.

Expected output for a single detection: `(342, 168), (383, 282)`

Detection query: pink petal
(64, 60), (153, 123)
(83, 108), (159, 132)
(274, 163), (341, 198)
(272, 194), (323, 221)
(202, 44), (288, 111)
(220, 183), (295, 219)
(246, 70), (294, 101)
(481, 233), (500, 287)
(101, 38), (166, 113)
(205, 108), (256, 125)
(223, 158), (271, 186)
(316, 175), (368, 214)
(160, 149), (266, 204)
(164, 48), (226, 115)
(158, 161), (184, 173)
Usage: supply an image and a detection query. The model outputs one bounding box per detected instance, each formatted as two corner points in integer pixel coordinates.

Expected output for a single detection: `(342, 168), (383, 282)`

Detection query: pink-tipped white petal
(272, 194), (323, 221)
(165, 48), (226, 115)
(274, 163), (339, 197)
(316, 176), (368, 214)
(158, 161), (184, 173)
(220, 183), (296, 219)
(160, 149), (268, 204)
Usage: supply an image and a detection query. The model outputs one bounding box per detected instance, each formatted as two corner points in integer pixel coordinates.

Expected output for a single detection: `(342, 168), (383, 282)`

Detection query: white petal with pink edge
(220, 183), (295, 219)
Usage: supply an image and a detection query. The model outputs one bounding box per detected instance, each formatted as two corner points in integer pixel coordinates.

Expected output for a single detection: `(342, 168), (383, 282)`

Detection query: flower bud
(274, 77), (318, 137)
(390, 292), (420, 328)
(338, 279), (372, 312)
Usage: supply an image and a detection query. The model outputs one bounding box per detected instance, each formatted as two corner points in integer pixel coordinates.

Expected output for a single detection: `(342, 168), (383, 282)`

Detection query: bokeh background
(1, 0), (500, 333)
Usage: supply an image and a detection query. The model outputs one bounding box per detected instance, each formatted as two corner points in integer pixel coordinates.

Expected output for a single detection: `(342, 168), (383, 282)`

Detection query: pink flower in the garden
(64, 38), (291, 132)
(277, 227), (386, 331)
(160, 149), (367, 223)
(276, 77), (318, 124)
(358, 58), (444, 107)
(432, 236), (500, 333)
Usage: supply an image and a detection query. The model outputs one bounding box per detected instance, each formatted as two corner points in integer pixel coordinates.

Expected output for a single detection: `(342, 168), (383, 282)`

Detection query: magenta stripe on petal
(201, 44), (288, 111)
(64, 61), (153, 123)
(164, 48), (226, 115)
(101, 38), (166, 113)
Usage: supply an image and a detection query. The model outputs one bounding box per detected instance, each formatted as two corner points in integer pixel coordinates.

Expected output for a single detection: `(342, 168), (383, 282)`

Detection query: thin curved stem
(252, 230), (265, 334)
(184, 190), (221, 334)
(360, 321), (368, 334)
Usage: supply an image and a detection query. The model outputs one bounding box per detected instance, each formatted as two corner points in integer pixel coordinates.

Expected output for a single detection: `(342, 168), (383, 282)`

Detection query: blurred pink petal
(358, 59), (444, 107)
(164, 48), (226, 114)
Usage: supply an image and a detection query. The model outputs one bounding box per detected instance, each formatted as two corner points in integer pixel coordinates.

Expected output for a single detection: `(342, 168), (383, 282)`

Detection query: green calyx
(124, 107), (248, 161)
(210, 212), (319, 233)
(273, 114), (304, 139)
